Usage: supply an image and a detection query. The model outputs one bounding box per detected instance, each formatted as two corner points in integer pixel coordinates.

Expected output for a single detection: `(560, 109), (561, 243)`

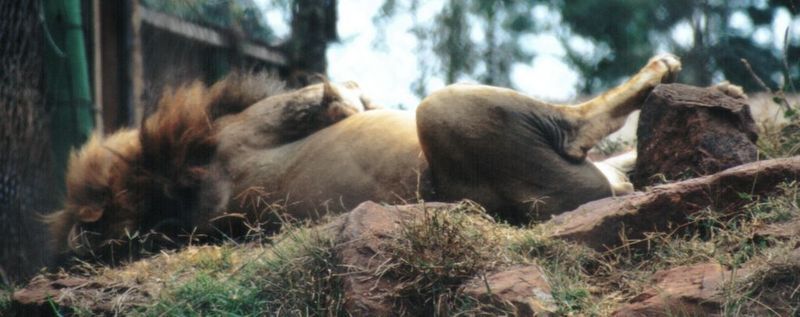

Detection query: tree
(375, 0), (539, 97)
(376, 0), (799, 96)
(287, 0), (338, 80)
(551, 0), (798, 94)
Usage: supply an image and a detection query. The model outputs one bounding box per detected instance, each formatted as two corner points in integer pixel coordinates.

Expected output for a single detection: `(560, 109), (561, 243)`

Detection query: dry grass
(755, 92), (800, 159)
(593, 182), (800, 316)
(133, 223), (346, 316)
(378, 202), (520, 316)
(722, 243), (800, 316)
(7, 181), (800, 316)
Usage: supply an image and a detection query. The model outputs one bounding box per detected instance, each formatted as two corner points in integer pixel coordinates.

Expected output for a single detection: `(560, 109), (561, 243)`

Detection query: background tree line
(372, 0), (799, 97)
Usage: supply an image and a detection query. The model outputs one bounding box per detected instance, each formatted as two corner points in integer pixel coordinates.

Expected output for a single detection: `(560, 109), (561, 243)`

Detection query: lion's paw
(647, 53), (682, 83)
(712, 81), (748, 100)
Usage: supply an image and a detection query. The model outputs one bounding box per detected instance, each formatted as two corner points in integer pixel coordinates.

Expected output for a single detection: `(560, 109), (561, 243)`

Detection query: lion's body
(46, 54), (683, 260)
(200, 110), (427, 228)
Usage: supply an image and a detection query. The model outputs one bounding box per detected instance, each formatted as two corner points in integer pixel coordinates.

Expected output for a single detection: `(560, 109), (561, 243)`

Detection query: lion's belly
(233, 110), (430, 219)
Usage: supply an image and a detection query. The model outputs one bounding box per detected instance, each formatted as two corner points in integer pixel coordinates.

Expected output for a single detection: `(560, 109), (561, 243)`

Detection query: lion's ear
(77, 207), (103, 223)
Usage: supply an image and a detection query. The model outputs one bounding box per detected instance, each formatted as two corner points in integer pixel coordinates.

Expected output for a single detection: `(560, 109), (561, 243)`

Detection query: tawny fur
(47, 55), (685, 262)
(44, 73), (288, 258)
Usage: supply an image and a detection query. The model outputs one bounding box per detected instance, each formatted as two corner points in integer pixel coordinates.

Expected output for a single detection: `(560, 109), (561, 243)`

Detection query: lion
(45, 54), (682, 261)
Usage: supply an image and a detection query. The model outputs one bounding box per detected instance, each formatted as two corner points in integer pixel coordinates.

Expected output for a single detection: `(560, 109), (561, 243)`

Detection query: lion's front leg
(561, 54), (682, 160)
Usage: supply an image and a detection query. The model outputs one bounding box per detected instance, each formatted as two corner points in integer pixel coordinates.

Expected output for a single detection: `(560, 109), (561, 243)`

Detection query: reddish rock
(633, 83), (758, 188)
(612, 263), (736, 316)
(334, 201), (452, 315)
(548, 157), (800, 251)
(460, 265), (556, 316)
(753, 218), (800, 241)
(614, 247), (800, 316)
(10, 276), (147, 316)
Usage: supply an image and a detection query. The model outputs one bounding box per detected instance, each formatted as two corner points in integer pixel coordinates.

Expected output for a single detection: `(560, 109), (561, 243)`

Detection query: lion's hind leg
(592, 150), (637, 196)
(560, 54), (682, 160)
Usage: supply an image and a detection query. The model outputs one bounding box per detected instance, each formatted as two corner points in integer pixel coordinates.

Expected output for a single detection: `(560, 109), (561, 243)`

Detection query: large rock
(548, 157), (800, 251)
(334, 201), (429, 315)
(334, 201), (556, 316)
(633, 83), (758, 188)
(460, 265), (556, 316)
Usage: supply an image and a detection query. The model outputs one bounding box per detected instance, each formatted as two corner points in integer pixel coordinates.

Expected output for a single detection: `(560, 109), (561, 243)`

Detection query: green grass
(509, 227), (603, 314)
(136, 225), (346, 317)
(146, 272), (266, 316)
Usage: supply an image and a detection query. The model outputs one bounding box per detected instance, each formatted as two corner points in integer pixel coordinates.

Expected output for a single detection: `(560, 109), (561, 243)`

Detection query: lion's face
(45, 130), (146, 259)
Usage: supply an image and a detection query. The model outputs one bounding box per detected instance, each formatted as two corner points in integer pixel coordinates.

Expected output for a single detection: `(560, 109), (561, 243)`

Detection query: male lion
(46, 54), (681, 260)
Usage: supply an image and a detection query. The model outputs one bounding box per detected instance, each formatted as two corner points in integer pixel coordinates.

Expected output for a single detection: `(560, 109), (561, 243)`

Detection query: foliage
(549, 0), (799, 93)
(0, 286), (9, 313)
(375, 0), (540, 96)
(376, 0), (799, 95)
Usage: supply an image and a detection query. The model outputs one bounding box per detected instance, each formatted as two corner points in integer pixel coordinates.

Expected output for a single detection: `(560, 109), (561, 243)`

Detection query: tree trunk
(287, 0), (338, 85)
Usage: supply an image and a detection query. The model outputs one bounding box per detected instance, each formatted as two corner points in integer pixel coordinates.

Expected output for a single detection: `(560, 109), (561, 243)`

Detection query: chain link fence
(0, 0), (57, 284)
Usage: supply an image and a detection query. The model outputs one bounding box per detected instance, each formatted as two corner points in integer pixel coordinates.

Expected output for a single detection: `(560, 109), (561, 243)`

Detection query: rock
(10, 276), (148, 316)
(460, 265), (556, 316)
(614, 248), (800, 316)
(335, 201), (556, 316)
(334, 201), (451, 315)
(633, 83), (758, 188)
(612, 263), (738, 316)
(548, 157), (800, 251)
(753, 218), (800, 241)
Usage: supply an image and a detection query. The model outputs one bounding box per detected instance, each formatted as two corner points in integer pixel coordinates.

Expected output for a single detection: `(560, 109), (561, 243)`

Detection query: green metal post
(43, 0), (95, 197)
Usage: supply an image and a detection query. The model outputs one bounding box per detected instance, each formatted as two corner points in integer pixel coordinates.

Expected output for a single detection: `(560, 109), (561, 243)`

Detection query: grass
(756, 91), (800, 159)
(603, 182), (800, 314)
(758, 121), (800, 159)
(509, 227), (604, 314)
(3, 186), (797, 317)
(135, 224), (346, 317)
(0, 285), (10, 312)
(6, 184), (800, 316)
(722, 243), (800, 316)
(380, 202), (518, 315)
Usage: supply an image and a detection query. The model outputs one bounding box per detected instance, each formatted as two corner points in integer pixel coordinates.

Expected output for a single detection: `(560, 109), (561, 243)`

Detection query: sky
(256, 0), (800, 109)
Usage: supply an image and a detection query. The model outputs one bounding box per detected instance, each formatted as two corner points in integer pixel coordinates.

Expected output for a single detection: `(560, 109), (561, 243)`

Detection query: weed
(381, 202), (514, 316)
